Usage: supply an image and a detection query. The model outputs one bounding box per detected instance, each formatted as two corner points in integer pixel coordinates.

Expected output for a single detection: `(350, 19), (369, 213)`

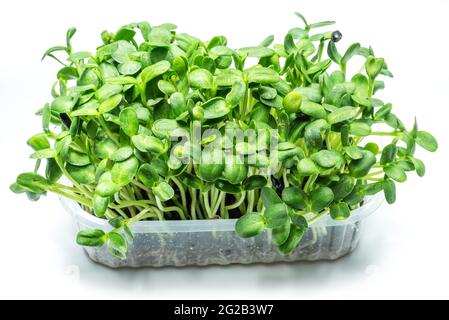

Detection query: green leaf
(109, 217), (124, 230)
(289, 211), (308, 229)
(384, 164), (407, 182)
(123, 225), (134, 243)
(222, 158), (247, 184)
(341, 43), (361, 65)
(51, 96), (75, 114)
(215, 180), (241, 194)
(365, 56), (384, 79)
(132, 134), (166, 154)
(96, 171), (121, 197)
(93, 194), (109, 217)
(96, 84), (123, 102)
(66, 163), (96, 184)
(272, 223), (291, 246)
(385, 113), (405, 131)
(71, 100), (99, 117)
(138, 163), (159, 188)
(148, 27), (172, 47)
(304, 126), (323, 151)
(238, 46), (274, 58)
(330, 202), (350, 220)
(16, 172), (48, 194)
(66, 27), (77, 48)
(344, 186), (364, 206)
(260, 187), (283, 208)
(306, 59), (332, 75)
(152, 119), (180, 139)
(349, 122), (371, 136)
(278, 146), (304, 162)
(245, 67), (280, 84)
(294, 86), (322, 103)
(95, 138), (118, 159)
(110, 146), (133, 162)
(397, 160), (414, 171)
(76, 229), (106, 247)
(351, 73), (371, 99)
(106, 76), (139, 85)
(363, 182), (384, 196)
(178, 173), (203, 192)
(344, 146), (363, 160)
(340, 124), (350, 146)
(243, 175), (267, 191)
(152, 181), (174, 201)
(119, 107), (139, 136)
(41, 45), (67, 61)
(300, 101), (327, 119)
(283, 91), (302, 114)
(149, 158), (168, 178)
(140, 60), (171, 86)
(202, 97), (230, 119)
(294, 12), (308, 27)
(114, 26), (136, 41)
(328, 106), (358, 124)
(278, 224), (304, 255)
(42, 104), (51, 134)
(209, 45), (234, 56)
(374, 103), (392, 120)
(415, 131), (438, 152)
(282, 187), (307, 210)
(57, 66), (78, 80)
(10, 183), (27, 194)
(170, 92), (188, 117)
(364, 142), (379, 155)
(310, 186), (334, 212)
(259, 35), (275, 47)
(284, 33), (296, 54)
(383, 179), (396, 204)
(235, 212), (266, 238)
(311, 150), (344, 168)
(188, 68), (214, 89)
(46, 158), (63, 183)
(380, 144), (397, 165)
(98, 94), (123, 114)
(118, 61), (141, 75)
(330, 175), (356, 200)
(107, 232), (128, 260)
(265, 203), (289, 228)
(30, 148), (57, 159)
(327, 41), (341, 64)
(111, 156), (139, 186)
(226, 81), (246, 107)
(297, 158), (320, 176)
(157, 80), (176, 96)
(410, 157), (426, 177)
(349, 150), (376, 178)
(64, 149), (90, 166)
(198, 149), (224, 182)
(309, 20), (335, 29)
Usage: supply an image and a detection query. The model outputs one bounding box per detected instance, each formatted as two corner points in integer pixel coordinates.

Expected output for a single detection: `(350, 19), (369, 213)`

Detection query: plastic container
(61, 193), (384, 268)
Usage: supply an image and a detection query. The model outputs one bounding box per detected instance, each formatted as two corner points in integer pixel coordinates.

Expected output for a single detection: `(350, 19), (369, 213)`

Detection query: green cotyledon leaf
(236, 212), (266, 238)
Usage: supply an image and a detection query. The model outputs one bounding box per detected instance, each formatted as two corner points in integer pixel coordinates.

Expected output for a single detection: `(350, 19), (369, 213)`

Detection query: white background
(1, 0), (448, 299)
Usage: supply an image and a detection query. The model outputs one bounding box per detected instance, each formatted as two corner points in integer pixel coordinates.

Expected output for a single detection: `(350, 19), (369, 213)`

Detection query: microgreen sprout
(11, 13), (437, 259)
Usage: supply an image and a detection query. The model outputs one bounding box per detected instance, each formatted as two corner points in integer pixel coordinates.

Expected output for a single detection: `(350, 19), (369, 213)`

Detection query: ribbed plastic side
(77, 220), (364, 268)
(63, 194), (382, 268)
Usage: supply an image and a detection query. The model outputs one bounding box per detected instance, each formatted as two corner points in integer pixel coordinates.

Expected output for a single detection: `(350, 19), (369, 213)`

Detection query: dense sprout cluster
(11, 13), (437, 258)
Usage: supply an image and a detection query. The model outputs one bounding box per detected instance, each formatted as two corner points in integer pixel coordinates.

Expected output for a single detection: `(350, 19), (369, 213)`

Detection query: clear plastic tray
(61, 194), (384, 268)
